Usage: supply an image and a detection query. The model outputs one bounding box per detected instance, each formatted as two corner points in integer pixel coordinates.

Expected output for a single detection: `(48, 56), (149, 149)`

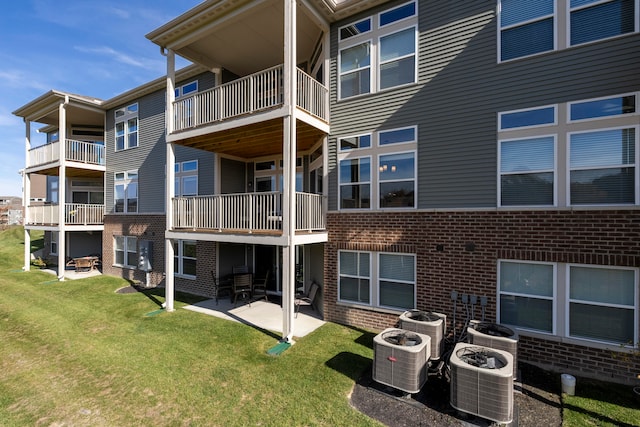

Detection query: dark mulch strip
(351, 362), (562, 427)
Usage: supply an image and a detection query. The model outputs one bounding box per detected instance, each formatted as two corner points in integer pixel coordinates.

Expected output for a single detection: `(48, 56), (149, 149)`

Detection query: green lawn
(0, 227), (380, 426)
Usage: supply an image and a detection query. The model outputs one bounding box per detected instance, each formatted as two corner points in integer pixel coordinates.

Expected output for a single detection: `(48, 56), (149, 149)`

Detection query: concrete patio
(184, 296), (325, 338)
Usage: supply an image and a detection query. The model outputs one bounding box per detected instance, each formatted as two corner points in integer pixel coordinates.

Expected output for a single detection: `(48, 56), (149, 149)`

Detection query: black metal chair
(233, 273), (253, 306)
(252, 270), (270, 302)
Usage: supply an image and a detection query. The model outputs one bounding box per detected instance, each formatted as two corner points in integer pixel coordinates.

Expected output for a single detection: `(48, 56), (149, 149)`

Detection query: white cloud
(73, 45), (164, 72)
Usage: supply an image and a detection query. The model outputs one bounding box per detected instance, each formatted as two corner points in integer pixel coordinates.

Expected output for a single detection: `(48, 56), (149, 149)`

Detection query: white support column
(57, 98), (68, 280)
(23, 120), (31, 271)
(166, 49), (176, 136)
(281, 0), (297, 342)
(165, 124), (176, 312)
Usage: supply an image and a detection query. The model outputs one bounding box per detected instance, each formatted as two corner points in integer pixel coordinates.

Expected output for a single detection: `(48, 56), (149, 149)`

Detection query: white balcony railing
(28, 139), (105, 169)
(173, 65), (328, 132)
(27, 203), (104, 226)
(172, 191), (325, 233)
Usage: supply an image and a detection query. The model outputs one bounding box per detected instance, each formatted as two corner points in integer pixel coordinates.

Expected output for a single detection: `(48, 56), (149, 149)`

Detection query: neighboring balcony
(27, 139), (105, 170)
(26, 203), (105, 226)
(171, 192), (325, 234)
(172, 65), (328, 134)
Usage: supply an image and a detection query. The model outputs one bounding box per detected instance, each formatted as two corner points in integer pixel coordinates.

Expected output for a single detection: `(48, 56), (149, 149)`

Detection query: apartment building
(15, 0), (640, 383)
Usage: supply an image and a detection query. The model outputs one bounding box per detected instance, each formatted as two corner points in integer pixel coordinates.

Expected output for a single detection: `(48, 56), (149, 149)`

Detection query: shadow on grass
(325, 351), (372, 381)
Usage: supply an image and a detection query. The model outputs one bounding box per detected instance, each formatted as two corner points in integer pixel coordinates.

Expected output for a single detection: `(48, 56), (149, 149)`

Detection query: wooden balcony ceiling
(33, 166), (104, 178)
(175, 118), (324, 158)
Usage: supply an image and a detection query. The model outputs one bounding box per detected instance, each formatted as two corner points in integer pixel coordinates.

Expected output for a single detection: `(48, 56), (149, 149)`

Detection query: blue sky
(0, 0), (202, 197)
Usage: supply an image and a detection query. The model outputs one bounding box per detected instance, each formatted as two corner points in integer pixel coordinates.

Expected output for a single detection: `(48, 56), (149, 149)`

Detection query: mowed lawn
(0, 227), (380, 426)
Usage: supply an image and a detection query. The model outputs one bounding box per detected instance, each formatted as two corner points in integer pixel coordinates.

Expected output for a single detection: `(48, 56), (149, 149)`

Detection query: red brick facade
(325, 209), (640, 384)
(103, 214), (218, 296)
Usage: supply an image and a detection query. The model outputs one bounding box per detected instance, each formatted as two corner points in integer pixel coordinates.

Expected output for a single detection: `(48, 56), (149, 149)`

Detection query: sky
(0, 0), (203, 197)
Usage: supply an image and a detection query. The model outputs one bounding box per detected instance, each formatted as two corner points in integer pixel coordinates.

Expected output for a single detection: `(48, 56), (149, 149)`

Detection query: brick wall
(325, 209), (640, 384)
(103, 214), (166, 286)
(175, 241), (217, 297)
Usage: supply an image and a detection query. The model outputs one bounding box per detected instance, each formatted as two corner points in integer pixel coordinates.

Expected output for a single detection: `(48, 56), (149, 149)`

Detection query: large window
(114, 170), (138, 213)
(114, 236), (137, 268)
(339, 250), (416, 310)
(498, 94), (639, 207)
(339, 126), (417, 210)
(115, 103), (138, 151)
(499, 0), (638, 62)
(338, 1), (417, 99)
(175, 160), (198, 196)
(174, 240), (197, 278)
(499, 260), (638, 347)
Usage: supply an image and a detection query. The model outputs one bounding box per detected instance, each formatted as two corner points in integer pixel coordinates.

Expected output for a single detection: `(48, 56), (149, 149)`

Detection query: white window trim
(175, 160), (199, 197)
(114, 103), (139, 152)
(175, 240), (197, 279)
(566, 124), (639, 207)
(498, 94), (639, 208)
(114, 170), (138, 213)
(175, 80), (199, 99)
(338, 250), (416, 310)
(567, 92), (639, 124)
(338, 0), (418, 100)
(498, 104), (558, 130)
(497, 259), (557, 336)
(497, 0), (639, 63)
(376, 25), (418, 93)
(114, 235), (137, 269)
(497, 134), (558, 208)
(338, 154), (372, 211)
(565, 263), (639, 347)
(498, 259), (639, 349)
(338, 126), (418, 210)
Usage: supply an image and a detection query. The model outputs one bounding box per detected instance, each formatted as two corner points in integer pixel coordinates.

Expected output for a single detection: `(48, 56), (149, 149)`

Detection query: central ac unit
(467, 321), (518, 373)
(398, 310), (446, 360)
(372, 328), (431, 394)
(450, 343), (514, 424)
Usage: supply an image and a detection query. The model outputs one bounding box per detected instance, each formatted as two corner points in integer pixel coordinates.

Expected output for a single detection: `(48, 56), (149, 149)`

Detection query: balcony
(28, 139), (105, 170)
(171, 192), (325, 234)
(172, 65), (328, 133)
(27, 203), (105, 226)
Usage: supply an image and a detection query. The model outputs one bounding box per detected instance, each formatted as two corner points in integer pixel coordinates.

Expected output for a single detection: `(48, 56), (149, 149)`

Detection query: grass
(562, 379), (640, 427)
(0, 227), (380, 426)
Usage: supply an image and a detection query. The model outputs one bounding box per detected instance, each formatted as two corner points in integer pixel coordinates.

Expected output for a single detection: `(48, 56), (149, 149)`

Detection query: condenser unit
(467, 321), (518, 372)
(450, 343), (514, 424)
(398, 310), (446, 360)
(372, 328), (431, 394)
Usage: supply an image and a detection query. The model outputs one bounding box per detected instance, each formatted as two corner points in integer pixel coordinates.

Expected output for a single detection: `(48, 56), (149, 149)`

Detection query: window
(175, 81), (198, 98)
(114, 171), (138, 213)
(499, 260), (638, 347)
(569, 127), (636, 205)
(339, 250), (416, 310)
(115, 103), (138, 151)
(498, 94), (639, 207)
(499, 260), (555, 333)
(499, 0), (555, 61)
(568, 265), (636, 344)
(570, 0), (636, 46)
(51, 231), (58, 255)
(339, 157), (371, 208)
(253, 157), (303, 193)
(338, 1), (417, 99)
(338, 126), (417, 210)
(114, 236), (137, 268)
(339, 251), (371, 304)
(499, 0), (638, 61)
(174, 240), (197, 277)
(175, 160), (198, 196)
(500, 136), (555, 206)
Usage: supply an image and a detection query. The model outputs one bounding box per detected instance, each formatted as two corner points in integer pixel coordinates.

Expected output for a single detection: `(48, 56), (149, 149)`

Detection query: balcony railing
(172, 191), (325, 233)
(27, 203), (104, 226)
(28, 139), (105, 169)
(173, 65), (328, 132)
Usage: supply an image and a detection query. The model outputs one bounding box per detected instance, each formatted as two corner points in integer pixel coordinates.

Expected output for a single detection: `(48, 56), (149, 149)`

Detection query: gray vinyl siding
(105, 72), (217, 213)
(328, 0), (640, 210)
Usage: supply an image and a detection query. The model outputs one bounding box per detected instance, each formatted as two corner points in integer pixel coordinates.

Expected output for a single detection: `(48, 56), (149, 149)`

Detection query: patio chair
(211, 271), (233, 305)
(233, 273), (253, 306)
(252, 270), (270, 302)
(294, 281), (319, 318)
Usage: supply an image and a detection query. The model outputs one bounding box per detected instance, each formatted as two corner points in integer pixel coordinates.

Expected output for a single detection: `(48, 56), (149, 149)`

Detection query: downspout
(57, 95), (69, 280)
